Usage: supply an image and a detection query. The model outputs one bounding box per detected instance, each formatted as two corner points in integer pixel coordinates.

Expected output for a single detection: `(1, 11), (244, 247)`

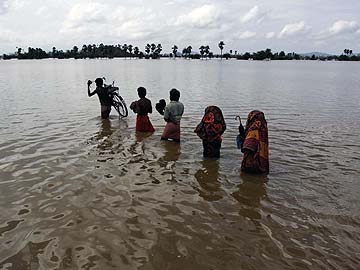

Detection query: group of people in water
(87, 78), (269, 174)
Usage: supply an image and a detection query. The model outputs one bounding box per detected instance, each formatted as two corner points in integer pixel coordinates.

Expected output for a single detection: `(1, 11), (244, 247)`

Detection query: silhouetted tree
(199, 46), (205, 59)
(218, 41), (225, 59)
(145, 44), (151, 55)
(187, 45), (192, 57)
(172, 45), (178, 58)
(205, 45), (210, 58)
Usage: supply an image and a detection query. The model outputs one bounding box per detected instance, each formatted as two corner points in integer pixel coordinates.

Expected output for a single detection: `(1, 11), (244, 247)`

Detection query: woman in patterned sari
(241, 110), (269, 174)
(195, 106), (226, 158)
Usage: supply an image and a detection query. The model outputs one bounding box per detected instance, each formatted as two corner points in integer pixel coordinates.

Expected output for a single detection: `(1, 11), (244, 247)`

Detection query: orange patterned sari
(241, 110), (269, 174)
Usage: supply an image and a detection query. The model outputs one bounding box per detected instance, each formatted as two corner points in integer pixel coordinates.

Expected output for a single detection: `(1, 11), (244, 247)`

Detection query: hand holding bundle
(156, 99), (166, 115)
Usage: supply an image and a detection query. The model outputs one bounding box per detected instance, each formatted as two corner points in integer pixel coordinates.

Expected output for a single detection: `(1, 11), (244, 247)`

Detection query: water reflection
(96, 119), (113, 151)
(161, 141), (181, 162)
(232, 176), (268, 220)
(194, 160), (225, 201)
(135, 131), (153, 143)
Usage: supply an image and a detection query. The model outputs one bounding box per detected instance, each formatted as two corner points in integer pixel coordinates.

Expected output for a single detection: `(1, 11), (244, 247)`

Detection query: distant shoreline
(2, 44), (359, 61)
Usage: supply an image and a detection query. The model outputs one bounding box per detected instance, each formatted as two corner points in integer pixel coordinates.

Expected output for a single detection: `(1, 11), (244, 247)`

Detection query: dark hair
(170, 88), (180, 101)
(95, 78), (103, 86)
(137, 87), (147, 98)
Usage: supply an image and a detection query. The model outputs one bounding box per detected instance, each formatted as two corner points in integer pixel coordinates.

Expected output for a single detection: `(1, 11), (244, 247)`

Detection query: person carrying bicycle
(87, 78), (112, 119)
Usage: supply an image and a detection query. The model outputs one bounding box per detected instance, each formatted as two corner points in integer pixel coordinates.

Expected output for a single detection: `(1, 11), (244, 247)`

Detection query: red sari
(241, 110), (269, 174)
(130, 97), (155, 132)
(136, 115), (155, 132)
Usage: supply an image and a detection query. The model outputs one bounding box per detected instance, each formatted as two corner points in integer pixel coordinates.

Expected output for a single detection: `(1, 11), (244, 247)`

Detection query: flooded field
(0, 59), (360, 269)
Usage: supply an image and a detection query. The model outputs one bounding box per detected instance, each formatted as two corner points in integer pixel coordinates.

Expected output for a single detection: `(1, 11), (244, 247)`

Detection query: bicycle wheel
(112, 94), (128, 117)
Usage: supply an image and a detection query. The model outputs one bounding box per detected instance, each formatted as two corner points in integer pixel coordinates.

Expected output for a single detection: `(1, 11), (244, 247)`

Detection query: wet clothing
(162, 101), (184, 141)
(136, 115), (155, 132)
(241, 110), (269, 174)
(164, 101), (184, 125)
(101, 105), (112, 119)
(161, 122), (180, 142)
(194, 106), (226, 158)
(130, 98), (154, 132)
(131, 98), (152, 115)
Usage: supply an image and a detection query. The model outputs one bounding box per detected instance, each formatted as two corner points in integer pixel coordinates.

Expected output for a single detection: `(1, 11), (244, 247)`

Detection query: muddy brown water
(0, 59), (360, 270)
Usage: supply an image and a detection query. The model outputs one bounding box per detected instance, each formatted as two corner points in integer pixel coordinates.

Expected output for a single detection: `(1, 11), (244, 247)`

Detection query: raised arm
(87, 80), (97, 97)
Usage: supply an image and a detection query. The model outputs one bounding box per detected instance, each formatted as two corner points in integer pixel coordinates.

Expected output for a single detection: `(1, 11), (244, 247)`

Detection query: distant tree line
(1, 42), (359, 61)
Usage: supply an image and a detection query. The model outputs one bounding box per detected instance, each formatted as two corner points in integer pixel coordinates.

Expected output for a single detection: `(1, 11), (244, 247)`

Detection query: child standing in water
(161, 89), (184, 142)
(130, 87), (155, 132)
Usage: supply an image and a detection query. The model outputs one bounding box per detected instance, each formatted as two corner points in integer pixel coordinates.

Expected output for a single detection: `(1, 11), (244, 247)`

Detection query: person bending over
(87, 78), (112, 119)
(130, 87), (155, 132)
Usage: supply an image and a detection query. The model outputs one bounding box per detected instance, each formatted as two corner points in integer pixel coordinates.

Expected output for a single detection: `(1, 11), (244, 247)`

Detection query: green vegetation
(1, 43), (359, 61)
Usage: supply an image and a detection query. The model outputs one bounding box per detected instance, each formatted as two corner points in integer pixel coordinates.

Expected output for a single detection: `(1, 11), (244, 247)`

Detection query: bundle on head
(156, 99), (166, 115)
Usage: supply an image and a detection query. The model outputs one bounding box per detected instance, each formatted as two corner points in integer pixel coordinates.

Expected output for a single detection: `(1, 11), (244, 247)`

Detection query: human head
(95, 78), (103, 87)
(137, 87), (147, 98)
(170, 88), (180, 101)
(246, 110), (267, 129)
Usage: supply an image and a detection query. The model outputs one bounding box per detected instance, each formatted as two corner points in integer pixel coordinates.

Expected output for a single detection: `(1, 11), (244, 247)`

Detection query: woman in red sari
(241, 110), (269, 174)
(194, 106), (226, 158)
(130, 87), (155, 132)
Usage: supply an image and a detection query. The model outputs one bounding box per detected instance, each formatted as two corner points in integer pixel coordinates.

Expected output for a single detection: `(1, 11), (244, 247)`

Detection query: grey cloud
(0, 0), (9, 14)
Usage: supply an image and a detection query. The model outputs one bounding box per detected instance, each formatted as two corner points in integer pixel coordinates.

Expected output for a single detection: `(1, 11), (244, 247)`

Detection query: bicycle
(104, 82), (128, 117)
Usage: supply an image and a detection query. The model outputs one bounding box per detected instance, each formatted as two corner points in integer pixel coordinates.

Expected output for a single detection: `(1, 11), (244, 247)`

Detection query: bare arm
(87, 81), (97, 97)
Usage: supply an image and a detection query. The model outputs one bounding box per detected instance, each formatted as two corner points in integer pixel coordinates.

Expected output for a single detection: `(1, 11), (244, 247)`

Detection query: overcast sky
(0, 0), (359, 54)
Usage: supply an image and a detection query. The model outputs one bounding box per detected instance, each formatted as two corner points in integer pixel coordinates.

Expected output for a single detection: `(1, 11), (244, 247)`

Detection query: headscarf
(194, 106), (226, 142)
(241, 110), (269, 174)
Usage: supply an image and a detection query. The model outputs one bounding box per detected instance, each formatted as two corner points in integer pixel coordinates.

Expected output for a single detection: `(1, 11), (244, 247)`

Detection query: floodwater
(0, 58), (359, 270)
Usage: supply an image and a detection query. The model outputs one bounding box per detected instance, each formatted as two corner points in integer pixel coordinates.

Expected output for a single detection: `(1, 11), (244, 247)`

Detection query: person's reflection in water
(194, 160), (225, 201)
(161, 141), (181, 163)
(156, 141), (181, 183)
(232, 174), (268, 220)
(135, 131), (153, 143)
(96, 119), (113, 152)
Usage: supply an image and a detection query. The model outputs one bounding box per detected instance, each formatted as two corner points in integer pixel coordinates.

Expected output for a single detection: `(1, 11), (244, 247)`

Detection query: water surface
(0, 59), (360, 270)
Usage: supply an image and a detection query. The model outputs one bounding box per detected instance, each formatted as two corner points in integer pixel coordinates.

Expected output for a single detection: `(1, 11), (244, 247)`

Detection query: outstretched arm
(87, 81), (96, 97)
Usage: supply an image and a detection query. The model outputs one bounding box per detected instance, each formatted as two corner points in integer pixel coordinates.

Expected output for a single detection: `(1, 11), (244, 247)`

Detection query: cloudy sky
(0, 0), (359, 54)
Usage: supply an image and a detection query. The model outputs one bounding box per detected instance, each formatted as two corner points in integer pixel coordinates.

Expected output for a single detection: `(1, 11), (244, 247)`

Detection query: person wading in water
(161, 89), (184, 143)
(130, 87), (155, 132)
(87, 78), (112, 119)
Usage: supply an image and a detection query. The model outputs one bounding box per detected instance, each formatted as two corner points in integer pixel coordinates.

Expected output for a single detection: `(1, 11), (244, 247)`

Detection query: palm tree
(199, 46), (205, 59)
(52, 47), (57, 58)
(128, 44), (133, 55)
(145, 44), (151, 55)
(172, 45), (178, 58)
(150, 43), (156, 55)
(122, 44), (128, 53)
(218, 41), (225, 59)
(205, 45), (210, 58)
(134, 46), (139, 56)
(156, 43), (162, 56)
(187, 46), (192, 57)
